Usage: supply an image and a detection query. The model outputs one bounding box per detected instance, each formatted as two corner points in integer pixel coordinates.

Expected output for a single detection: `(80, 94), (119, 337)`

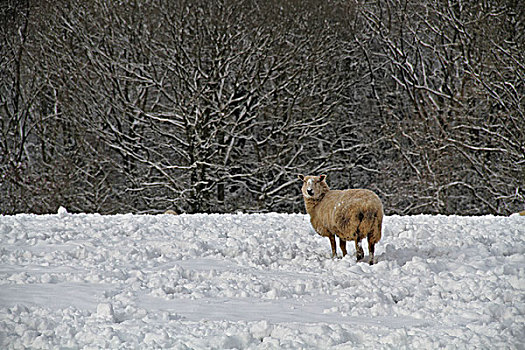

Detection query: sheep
(298, 174), (383, 265)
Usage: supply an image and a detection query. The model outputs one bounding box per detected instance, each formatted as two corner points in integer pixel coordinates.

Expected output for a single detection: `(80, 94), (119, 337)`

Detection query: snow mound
(0, 213), (523, 348)
(57, 206), (68, 217)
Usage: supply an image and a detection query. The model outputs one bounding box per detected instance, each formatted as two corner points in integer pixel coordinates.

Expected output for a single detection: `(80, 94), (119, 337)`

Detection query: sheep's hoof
(356, 253), (364, 261)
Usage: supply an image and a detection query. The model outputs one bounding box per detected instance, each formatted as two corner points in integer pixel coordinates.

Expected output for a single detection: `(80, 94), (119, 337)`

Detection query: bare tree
(1, 0), (522, 215)
(359, 0), (524, 214)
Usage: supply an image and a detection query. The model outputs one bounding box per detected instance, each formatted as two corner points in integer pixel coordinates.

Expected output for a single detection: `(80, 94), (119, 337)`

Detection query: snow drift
(0, 211), (523, 349)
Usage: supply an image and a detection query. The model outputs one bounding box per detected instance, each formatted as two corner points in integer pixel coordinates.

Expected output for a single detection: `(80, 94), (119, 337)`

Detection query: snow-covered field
(0, 210), (523, 349)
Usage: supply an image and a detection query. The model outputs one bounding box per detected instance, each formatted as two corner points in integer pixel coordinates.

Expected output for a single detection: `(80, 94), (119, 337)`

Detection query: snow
(0, 211), (523, 349)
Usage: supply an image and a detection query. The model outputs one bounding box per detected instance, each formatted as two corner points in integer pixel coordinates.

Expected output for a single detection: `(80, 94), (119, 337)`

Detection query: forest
(1, 0), (524, 215)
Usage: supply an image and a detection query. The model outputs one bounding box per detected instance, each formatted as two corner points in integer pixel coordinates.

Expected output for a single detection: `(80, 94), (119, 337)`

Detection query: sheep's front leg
(355, 239), (364, 261)
(328, 235), (337, 258)
(339, 238), (347, 257)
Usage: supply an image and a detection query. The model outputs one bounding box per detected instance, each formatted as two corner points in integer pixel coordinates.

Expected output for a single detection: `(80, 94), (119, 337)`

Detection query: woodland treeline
(1, 0), (524, 215)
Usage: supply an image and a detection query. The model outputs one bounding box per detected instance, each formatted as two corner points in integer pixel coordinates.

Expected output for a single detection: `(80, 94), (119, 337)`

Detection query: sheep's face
(298, 174), (329, 200)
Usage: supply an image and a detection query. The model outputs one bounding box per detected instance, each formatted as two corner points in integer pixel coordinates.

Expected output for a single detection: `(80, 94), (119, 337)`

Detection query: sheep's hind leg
(355, 239), (364, 261)
(368, 240), (376, 265)
(339, 238), (347, 257)
(328, 235), (337, 258)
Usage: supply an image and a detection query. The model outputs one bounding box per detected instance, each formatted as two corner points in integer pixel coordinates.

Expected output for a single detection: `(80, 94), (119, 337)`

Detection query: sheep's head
(298, 174), (329, 200)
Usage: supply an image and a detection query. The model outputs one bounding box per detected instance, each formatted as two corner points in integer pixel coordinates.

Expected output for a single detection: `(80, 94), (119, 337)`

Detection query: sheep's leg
(368, 240), (376, 265)
(355, 239), (364, 261)
(328, 235), (337, 258)
(339, 238), (347, 257)
(368, 219), (381, 265)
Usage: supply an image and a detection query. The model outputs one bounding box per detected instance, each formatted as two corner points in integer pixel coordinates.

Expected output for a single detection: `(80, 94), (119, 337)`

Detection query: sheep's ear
(319, 174), (327, 182)
(298, 174), (305, 182)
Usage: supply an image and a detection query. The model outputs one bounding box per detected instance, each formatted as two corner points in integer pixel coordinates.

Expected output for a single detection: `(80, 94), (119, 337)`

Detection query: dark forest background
(1, 0), (524, 215)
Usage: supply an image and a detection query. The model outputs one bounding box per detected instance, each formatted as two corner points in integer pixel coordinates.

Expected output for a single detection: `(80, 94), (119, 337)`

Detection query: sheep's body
(309, 189), (383, 243)
(299, 174), (383, 264)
